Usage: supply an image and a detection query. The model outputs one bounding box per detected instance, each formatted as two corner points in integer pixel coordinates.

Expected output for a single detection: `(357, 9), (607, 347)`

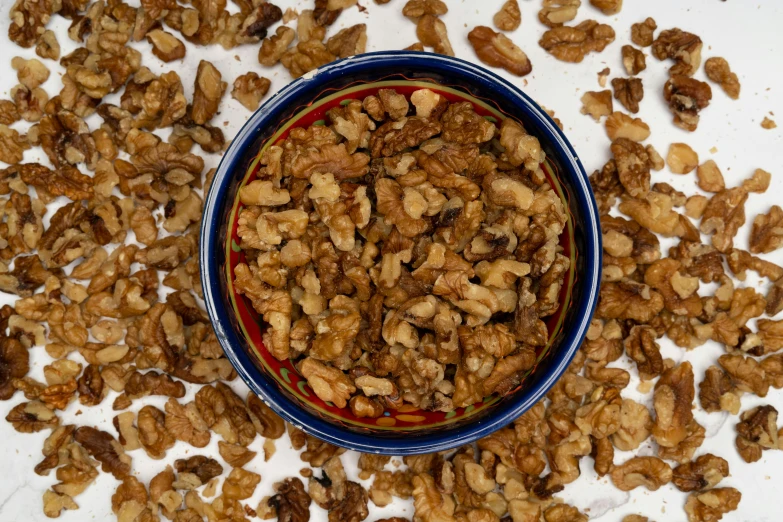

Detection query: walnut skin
(539, 20), (616, 63)
(468, 26), (532, 77)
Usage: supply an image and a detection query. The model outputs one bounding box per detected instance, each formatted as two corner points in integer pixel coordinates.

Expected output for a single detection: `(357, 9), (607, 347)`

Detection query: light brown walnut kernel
(259, 26), (296, 67)
(605, 112), (650, 142)
(192, 61), (226, 125)
(402, 0), (448, 18)
(416, 15), (454, 56)
(147, 30), (186, 62)
(468, 26), (532, 77)
(231, 72), (271, 112)
(696, 160), (725, 192)
(652, 361), (694, 448)
(622, 45), (646, 75)
(704, 57), (740, 100)
(223, 467), (261, 500)
(539, 20), (615, 63)
(326, 24), (367, 59)
(538, 0), (580, 28)
(580, 90), (613, 120)
(667, 143), (699, 174)
(11, 57), (49, 89)
(590, 0), (622, 14)
(494, 0), (521, 31)
(610, 457), (672, 491)
(684, 488), (741, 522)
(652, 28), (702, 76)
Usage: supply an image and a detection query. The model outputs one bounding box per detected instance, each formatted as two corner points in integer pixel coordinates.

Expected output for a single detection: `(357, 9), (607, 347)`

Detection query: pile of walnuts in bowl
(0, 0), (781, 520)
(233, 87), (570, 415)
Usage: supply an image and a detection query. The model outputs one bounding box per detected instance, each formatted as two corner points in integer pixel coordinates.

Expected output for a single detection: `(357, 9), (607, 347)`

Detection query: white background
(0, 0), (782, 520)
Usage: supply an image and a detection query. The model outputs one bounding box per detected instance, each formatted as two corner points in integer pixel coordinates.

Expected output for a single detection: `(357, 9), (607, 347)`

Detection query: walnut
(493, 0), (521, 31)
(684, 488), (741, 522)
(0, 125), (30, 165)
(328, 481), (368, 522)
(590, 0), (621, 14)
(700, 187), (748, 253)
(222, 467), (261, 500)
(147, 29), (186, 62)
(538, 0), (580, 28)
(231, 72), (271, 112)
(696, 160), (725, 192)
(164, 398), (211, 448)
(0, 336), (28, 400)
(699, 366), (740, 414)
(36, 30), (60, 60)
(11, 57), (49, 89)
(370, 118), (441, 158)
(664, 75), (712, 132)
(580, 90), (613, 121)
(665, 143), (699, 175)
(611, 78), (644, 114)
(326, 24), (367, 59)
(750, 205), (783, 254)
(43, 490), (79, 518)
(622, 45), (646, 75)
(499, 117), (544, 171)
(605, 112), (650, 142)
(402, 0), (448, 18)
(610, 138), (651, 197)
(468, 26), (532, 76)
(672, 454), (729, 492)
(73, 426), (131, 479)
(416, 14), (454, 56)
(412, 474), (456, 522)
(539, 20), (615, 63)
(259, 26), (296, 66)
(736, 405), (778, 463)
(138, 404), (176, 459)
(611, 398), (651, 451)
(281, 40), (336, 78)
(191, 60), (226, 125)
(704, 57), (740, 100)
(299, 357), (355, 408)
(271, 477), (311, 522)
(652, 362), (694, 448)
(247, 392), (285, 438)
(610, 456), (671, 492)
(652, 28), (702, 76)
(631, 17), (657, 47)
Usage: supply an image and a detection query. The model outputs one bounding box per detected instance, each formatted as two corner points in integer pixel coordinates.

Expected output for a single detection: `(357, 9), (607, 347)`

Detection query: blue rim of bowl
(201, 51), (602, 455)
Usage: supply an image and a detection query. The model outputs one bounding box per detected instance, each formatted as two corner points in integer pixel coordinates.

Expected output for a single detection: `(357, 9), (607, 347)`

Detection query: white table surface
(0, 0), (782, 520)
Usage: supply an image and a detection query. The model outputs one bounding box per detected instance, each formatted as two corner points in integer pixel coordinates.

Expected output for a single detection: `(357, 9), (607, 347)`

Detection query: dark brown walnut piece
(468, 26), (532, 77)
(73, 426), (131, 479)
(612, 77), (644, 114)
(672, 454), (729, 492)
(663, 75), (712, 132)
(281, 40), (337, 79)
(611, 137), (650, 198)
(0, 336), (29, 400)
(328, 481), (368, 522)
(326, 24), (367, 59)
(704, 57), (740, 100)
(539, 20), (616, 63)
(175, 455), (224, 483)
(735, 405), (778, 463)
(590, 0), (622, 14)
(750, 205), (783, 254)
(271, 477), (311, 522)
(402, 0), (448, 18)
(416, 14), (454, 56)
(631, 17), (657, 47)
(622, 45), (647, 75)
(247, 393), (286, 438)
(652, 28), (703, 77)
(652, 362), (695, 449)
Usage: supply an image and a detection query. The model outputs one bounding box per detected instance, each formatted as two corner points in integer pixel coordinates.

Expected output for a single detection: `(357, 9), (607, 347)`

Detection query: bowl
(200, 51), (602, 455)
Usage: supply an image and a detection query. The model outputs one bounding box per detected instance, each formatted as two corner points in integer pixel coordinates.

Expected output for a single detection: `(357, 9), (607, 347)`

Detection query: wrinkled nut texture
(539, 20), (616, 63)
(468, 26), (532, 77)
(704, 57), (740, 100)
(493, 0), (521, 31)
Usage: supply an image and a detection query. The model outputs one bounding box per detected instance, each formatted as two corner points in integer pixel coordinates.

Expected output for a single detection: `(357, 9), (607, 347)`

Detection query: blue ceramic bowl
(201, 51), (601, 455)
